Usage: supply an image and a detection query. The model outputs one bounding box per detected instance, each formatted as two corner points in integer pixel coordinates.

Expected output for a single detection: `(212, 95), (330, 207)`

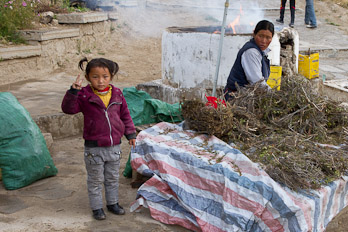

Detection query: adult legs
(305, 4), (309, 24)
(305, 0), (317, 26)
(290, 0), (295, 25)
(276, 0), (287, 23)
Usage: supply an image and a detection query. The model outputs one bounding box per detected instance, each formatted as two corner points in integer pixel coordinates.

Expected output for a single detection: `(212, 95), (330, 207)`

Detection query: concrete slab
(57, 12), (108, 24)
(319, 79), (348, 102)
(0, 45), (41, 60)
(19, 28), (80, 41)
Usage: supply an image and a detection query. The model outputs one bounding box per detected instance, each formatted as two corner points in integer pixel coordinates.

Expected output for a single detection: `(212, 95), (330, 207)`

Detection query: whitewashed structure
(161, 26), (299, 89)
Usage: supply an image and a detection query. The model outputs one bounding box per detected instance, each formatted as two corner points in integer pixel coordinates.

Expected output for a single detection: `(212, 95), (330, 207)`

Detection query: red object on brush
(205, 95), (226, 109)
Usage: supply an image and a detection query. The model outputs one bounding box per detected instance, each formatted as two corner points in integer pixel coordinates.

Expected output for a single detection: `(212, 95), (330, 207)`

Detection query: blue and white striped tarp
(130, 122), (348, 232)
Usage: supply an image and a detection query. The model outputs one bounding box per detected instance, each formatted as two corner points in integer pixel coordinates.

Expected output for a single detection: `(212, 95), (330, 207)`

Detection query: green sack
(122, 152), (132, 178)
(0, 92), (58, 190)
(123, 87), (182, 126)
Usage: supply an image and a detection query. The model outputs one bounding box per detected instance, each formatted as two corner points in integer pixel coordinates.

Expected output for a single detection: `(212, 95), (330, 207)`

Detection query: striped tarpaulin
(130, 122), (348, 232)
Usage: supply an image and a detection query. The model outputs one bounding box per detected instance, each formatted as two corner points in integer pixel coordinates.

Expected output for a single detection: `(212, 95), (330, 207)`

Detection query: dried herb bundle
(181, 75), (348, 190)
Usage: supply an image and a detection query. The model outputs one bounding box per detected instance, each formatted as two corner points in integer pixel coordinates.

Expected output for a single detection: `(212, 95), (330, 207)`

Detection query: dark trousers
(279, 0), (295, 23)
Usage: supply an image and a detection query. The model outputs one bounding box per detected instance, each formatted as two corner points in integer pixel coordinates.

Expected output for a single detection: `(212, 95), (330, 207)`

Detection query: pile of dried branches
(181, 75), (348, 190)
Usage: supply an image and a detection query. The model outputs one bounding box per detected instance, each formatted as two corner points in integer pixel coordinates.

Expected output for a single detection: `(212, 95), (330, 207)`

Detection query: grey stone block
(34, 113), (83, 139)
(19, 28), (79, 41)
(0, 45), (41, 60)
(57, 12), (108, 24)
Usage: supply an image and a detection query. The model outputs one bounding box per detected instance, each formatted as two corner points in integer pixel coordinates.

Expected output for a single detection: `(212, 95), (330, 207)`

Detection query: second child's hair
(254, 20), (275, 36)
(78, 57), (119, 78)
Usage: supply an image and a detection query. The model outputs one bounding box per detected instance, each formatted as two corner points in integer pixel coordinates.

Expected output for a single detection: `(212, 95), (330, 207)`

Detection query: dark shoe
(276, 18), (284, 24)
(289, 23), (294, 28)
(107, 203), (125, 215)
(92, 208), (106, 220)
(306, 24), (317, 29)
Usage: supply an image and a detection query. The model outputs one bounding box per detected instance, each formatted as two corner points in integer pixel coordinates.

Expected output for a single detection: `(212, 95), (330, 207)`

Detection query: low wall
(0, 18), (117, 86)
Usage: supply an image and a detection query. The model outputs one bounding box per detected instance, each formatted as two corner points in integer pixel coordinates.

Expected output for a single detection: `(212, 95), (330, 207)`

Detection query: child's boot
(92, 208), (106, 220)
(276, 8), (285, 24)
(289, 8), (295, 28)
(107, 203), (125, 215)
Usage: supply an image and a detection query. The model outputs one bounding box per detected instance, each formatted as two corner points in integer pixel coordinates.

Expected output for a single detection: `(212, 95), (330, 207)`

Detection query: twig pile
(181, 75), (348, 190)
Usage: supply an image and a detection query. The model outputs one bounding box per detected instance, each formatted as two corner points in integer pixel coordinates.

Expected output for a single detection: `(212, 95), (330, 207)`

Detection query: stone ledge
(57, 12), (109, 24)
(19, 28), (80, 41)
(0, 45), (41, 60)
(33, 112), (83, 139)
(136, 79), (205, 104)
(319, 79), (348, 102)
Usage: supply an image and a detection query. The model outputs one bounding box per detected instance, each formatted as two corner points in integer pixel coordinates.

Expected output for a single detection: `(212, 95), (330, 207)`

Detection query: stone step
(0, 45), (41, 60)
(57, 12), (109, 24)
(19, 28), (80, 41)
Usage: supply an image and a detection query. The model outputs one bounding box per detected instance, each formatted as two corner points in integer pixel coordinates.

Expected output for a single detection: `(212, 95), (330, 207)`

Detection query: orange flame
(226, 4), (244, 34)
(227, 15), (241, 34)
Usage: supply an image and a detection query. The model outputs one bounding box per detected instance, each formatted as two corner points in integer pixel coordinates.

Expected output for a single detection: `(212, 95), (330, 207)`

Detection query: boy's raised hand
(72, 75), (83, 90)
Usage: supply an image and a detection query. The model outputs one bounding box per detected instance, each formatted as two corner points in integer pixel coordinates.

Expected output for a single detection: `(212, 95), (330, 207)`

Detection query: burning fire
(214, 4), (254, 34)
(227, 5), (244, 34)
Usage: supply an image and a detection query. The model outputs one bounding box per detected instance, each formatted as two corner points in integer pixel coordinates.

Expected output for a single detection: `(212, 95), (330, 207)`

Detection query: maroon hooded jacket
(61, 84), (136, 147)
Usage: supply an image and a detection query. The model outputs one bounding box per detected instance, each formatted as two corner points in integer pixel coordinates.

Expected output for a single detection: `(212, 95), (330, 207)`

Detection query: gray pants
(84, 145), (121, 210)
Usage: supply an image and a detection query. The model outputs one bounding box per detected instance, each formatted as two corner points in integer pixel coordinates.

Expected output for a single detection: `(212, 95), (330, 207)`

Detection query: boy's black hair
(78, 57), (119, 78)
(254, 20), (275, 36)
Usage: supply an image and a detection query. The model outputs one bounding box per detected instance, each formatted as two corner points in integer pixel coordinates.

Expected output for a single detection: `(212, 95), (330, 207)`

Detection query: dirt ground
(1, 0), (348, 231)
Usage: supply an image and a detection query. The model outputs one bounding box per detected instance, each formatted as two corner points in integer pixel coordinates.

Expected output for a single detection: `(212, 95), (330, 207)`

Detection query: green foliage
(0, 0), (38, 43)
(65, 5), (89, 13)
(62, 0), (88, 13)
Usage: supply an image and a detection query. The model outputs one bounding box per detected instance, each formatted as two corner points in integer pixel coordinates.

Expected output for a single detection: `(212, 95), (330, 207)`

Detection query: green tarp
(123, 87), (182, 126)
(0, 92), (58, 190)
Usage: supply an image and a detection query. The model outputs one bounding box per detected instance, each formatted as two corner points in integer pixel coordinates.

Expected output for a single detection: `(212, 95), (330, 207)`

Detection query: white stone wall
(162, 28), (282, 89)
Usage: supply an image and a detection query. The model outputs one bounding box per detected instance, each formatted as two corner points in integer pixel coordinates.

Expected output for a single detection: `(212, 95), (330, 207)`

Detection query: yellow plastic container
(298, 52), (319, 79)
(267, 66), (282, 90)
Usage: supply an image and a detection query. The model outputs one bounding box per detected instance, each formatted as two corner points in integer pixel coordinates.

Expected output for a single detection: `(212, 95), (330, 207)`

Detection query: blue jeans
(305, 0), (317, 26)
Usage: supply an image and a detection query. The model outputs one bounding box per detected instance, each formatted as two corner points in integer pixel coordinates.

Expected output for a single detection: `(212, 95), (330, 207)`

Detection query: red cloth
(205, 95), (226, 109)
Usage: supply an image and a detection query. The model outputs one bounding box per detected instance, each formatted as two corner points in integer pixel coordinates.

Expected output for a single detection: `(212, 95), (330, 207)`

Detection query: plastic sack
(0, 92), (58, 190)
(122, 152), (132, 178)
